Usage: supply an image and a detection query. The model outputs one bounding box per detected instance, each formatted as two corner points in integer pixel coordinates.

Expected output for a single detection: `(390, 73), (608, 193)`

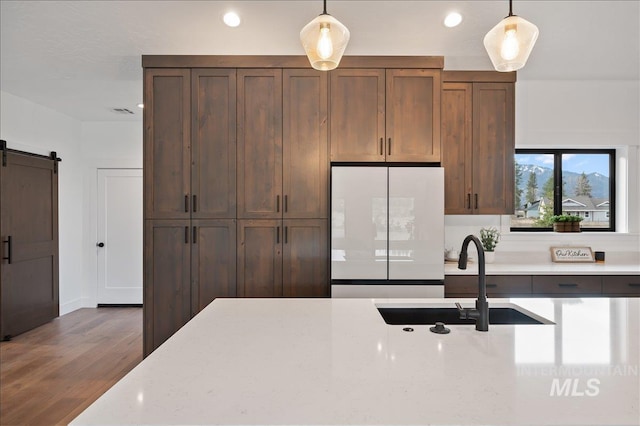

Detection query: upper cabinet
(144, 68), (236, 219)
(329, 68), (441, 163)
(441, 72), (515, 215)
(144, 69), (191, 219)
(237, 68), (329, 219)
(236, 69), (283, 219)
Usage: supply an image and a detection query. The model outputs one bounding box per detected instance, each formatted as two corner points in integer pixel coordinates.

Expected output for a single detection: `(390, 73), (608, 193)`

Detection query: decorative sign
(550, 247), (595, 263)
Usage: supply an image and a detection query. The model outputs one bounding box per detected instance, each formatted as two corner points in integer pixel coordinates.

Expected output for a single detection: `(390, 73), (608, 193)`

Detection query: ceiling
(1, 1), (638, 122)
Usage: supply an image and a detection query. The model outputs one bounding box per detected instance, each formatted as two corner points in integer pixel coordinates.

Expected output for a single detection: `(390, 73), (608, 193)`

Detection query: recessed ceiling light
(223, 11), (241, 27)
(137, 103), (144, 109)
(444, 12), (463, 28)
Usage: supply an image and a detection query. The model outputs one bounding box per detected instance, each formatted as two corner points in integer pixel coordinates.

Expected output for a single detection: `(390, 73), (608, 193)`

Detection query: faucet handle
(455, 302), (467, 319)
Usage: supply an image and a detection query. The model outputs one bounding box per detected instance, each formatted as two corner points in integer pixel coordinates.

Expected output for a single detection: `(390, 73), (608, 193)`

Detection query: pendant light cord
(508, 0), (514, 17)
(323, 0), (328, 15)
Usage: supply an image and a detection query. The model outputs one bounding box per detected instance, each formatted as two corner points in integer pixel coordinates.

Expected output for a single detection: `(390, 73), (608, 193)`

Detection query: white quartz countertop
(445, 261), (640, 275)
(71, 297), (640, 426)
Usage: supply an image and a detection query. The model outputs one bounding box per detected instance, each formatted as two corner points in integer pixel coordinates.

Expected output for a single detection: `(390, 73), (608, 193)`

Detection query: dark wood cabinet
(191, 69), (237, 219)
(144, 219), (237, 355)
(237, 69), (283, 219)
(191, 219), (237, 312)
(237, 220), (283, 297)
(330, 69), (385, 162)
(283, 69), (329, 219)
(441, 72), (515, 214)
(532, 275), (602, 295)
(445, 275), (532, 298)
(385, 69), (441, 162)
(144, 220), (191, 355)
(144, 68), (236, 220)
(144, 69), (237, 355)
(602, 275), (640, 296)
(283, 219), (328, 297)
(237, 219), (329, 298)
(330, 69), (441, 162)
(144, 69), (191, 220)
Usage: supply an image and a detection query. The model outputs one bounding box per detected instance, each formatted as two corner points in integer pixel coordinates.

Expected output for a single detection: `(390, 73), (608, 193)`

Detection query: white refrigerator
(331, 166), (444, 298)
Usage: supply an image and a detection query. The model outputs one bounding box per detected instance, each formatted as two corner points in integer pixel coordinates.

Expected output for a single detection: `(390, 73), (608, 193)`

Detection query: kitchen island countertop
(71, 297), (639, 426)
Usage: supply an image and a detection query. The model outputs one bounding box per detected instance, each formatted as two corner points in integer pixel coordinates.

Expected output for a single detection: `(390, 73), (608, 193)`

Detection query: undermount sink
(376, 303), (553, 325)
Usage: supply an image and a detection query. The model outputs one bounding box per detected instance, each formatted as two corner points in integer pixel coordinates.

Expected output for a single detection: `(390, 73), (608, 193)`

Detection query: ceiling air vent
(111, 108), (135, 115)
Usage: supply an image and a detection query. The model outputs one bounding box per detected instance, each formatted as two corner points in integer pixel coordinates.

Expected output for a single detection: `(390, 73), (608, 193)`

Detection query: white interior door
(97, 169), (143, 304)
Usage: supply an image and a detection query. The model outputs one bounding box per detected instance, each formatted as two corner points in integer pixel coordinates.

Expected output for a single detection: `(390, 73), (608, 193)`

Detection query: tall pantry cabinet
(144, 61), (330, 356)
(236, 69), (328, 299)
(144, 68), (237, 355)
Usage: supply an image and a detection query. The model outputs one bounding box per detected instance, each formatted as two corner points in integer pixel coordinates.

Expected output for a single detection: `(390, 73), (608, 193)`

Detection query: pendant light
(483, 0), (539, 72)
(300, 0), (350, 71)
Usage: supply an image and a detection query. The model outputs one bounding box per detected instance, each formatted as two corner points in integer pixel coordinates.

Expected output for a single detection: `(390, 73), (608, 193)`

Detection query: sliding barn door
(1, 148), (59, 340)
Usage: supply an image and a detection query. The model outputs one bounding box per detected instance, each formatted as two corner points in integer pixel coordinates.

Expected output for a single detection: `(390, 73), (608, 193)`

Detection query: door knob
(97, 242), (105, 247)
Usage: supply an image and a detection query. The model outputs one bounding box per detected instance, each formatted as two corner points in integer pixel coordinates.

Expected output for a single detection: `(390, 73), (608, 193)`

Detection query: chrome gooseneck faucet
(455, 235), (489, 331)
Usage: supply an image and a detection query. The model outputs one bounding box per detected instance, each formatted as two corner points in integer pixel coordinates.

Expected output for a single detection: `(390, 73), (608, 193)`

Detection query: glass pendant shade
(483, 14), (539, 72)
(300, 13), (350, 71)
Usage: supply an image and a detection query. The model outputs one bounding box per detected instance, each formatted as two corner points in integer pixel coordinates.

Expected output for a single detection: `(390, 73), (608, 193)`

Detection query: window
(512, 149), (615, 231)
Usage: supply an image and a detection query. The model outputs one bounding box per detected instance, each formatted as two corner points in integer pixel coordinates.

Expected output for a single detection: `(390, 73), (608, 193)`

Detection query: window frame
(512, 148), (616, 232)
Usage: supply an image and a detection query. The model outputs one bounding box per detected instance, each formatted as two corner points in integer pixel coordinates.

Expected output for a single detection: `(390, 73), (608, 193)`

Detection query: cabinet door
(329, 69), (385, 162)
(191, 69), (236, 219)
(441, 82), (473, 214)
(144, 69), (191, 219)
(386, 69), (441, 162)
(144, 220), (191, 356)
(283, 219), (328, 297)
(472, 82), (515, 214)
(283, 69), (329, 219)
(237, 220), (283, 297)
(191, 219), (236, 314)
(237, 69), (283, 218)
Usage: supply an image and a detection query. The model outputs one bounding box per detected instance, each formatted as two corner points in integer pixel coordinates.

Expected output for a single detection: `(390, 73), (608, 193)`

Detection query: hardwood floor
(0, 307), (142, 426)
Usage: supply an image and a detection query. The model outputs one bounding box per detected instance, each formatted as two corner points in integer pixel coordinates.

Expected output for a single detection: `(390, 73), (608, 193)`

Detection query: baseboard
(59, 298), (83, 315)
(97, 304), (143, 308)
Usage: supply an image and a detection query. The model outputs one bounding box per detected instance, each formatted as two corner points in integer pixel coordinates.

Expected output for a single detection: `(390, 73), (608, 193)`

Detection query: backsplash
(445, 214), (640, 262)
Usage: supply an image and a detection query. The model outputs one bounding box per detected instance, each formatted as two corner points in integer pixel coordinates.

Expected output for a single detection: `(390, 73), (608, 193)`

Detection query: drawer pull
(628, 283), (640, 287)
(558, 283), (578, 288)
(486, 284), (497, 288)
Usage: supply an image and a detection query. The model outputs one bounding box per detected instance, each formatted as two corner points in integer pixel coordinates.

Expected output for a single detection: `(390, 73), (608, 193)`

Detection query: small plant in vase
(550, 214), (583, 232)
(479, 227), (500, 263)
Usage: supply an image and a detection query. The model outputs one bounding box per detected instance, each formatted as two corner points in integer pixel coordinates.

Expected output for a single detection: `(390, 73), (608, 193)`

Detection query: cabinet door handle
(192, 195), (197, 213)
(284, 195), (288, 213)
(380, 138), (383, 155)
(276, 195), (280, 213)
(474, 193), (478, 209)
(276, 226), (280, 244)
(387, 138), (391, 155)
(192, 226), (197, 244)
(284, 226), (288, 244)
(486, 284), (497, 288)
(466, 194), (471, 209)
(2, 236), (12, 264)
(628, 283), (640, 287)
(184, 226), (189, 244)
(558, 283), (578, 287)
(184, 195), (189, 212)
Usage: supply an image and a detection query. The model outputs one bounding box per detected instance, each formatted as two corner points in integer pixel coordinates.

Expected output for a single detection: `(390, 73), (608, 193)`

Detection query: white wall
(0, 90), (84, 314)
(80, 121), (142, 307)
(444, 79), (640, 259)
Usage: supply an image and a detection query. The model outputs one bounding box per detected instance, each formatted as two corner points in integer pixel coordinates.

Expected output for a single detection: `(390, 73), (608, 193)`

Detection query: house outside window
(512, 149), (615, 231)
